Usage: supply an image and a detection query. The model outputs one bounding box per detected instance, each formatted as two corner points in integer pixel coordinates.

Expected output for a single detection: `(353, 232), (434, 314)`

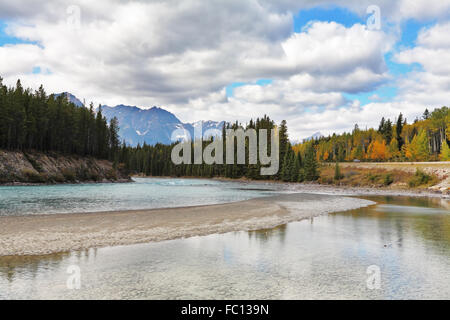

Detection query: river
(0, 179), (448, 299)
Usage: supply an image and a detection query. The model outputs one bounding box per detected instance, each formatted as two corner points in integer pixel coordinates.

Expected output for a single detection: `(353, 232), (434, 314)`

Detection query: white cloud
(281, 22), (391, 75)
(0, 44), (43, 76)
(392, 22), (450, 107)
(0, 0), (449, 141)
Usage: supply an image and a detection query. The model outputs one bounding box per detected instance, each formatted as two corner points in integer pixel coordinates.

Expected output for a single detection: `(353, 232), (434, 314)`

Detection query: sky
(0, 0), (449, 140)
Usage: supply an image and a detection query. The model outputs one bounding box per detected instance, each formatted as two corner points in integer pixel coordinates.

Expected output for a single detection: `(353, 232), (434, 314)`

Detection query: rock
(0, 149), (130, 184)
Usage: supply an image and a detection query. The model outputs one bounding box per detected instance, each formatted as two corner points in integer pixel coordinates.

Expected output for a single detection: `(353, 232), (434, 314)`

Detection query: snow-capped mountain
(188, 120), (226, 138)
(100, 103), (224, 146)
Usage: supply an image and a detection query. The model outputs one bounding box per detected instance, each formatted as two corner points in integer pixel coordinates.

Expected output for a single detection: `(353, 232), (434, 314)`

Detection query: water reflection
(341, 196), (450, 254)
(247, 225), (287, 243)
(0, 196), (449, 299)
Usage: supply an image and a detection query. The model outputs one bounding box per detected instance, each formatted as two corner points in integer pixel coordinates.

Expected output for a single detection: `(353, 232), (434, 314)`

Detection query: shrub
(383, 174), (394, 186)
(334, 162), (344, 181)
(21, 168), (46, 183)
(23, 153), (44, 172)
(106, 169), (118, 180)
(367, 173), (380, 183)
(408, 169), (433, 187)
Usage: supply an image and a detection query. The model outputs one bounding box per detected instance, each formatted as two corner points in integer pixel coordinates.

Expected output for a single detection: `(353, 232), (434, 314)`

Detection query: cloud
(0, 0), (449, 141)
(393, 22), (450, 106)
(260, 0), (450, 22)
(0, 44), (43, 76)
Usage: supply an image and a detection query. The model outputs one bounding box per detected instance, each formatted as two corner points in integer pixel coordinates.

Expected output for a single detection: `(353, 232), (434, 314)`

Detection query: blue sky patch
(226, 79), (273, 97)
(0, 20), (34, 46)
(294, 6), (364, 32)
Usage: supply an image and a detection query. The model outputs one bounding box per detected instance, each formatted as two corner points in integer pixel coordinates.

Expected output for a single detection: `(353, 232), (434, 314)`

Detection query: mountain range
(57, 93), (224, 146)
(54, 92), (84, 108)
(56, 92), (321, 146)
(101, 104), (225, 146)
(304, 132), (323, 141)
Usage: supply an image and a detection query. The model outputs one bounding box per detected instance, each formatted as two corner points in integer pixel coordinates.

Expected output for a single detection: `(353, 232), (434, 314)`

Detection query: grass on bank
(319, 163), (439, 189)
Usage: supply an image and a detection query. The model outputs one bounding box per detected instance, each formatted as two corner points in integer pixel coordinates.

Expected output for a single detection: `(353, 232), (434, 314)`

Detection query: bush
(334, 162), (344, 181)
(367, 173), (380, 183)
(383, 173), (394, 186)
(106, 169), (118, 180)
(21, 168), (46, 183)
(24, 154), (43, 172)
(408, 169), (433, 187)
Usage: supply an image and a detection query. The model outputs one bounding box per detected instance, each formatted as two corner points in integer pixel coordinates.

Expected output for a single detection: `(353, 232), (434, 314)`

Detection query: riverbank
(0, 149), (130, 184)
(133, 161), (450, 196)
(320, 161), (450, 194)
(222, 179), (450, 199)
(0, 193), (374, 256)
(174, 176), (450, 199)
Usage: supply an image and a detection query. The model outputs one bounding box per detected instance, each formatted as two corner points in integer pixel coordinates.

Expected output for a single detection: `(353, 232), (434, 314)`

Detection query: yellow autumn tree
(367, 140), (388, 161)
(440, 140), (450, 161)
(388, 137), (400, 160)
(405, 130), (430, 161)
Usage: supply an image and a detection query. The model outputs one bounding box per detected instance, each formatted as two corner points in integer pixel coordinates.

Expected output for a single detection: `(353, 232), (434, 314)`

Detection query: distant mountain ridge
(55, 93), (224, 146)
(101, 104), (225, 146)
(304, 131), (323, 142)
(54, 92), (84, 107)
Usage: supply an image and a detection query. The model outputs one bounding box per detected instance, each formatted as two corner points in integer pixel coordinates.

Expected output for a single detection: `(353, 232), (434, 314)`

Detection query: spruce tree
(334, 161), (343, 181)
(304, 143), (319, 181)
(396, 113), (404, 150)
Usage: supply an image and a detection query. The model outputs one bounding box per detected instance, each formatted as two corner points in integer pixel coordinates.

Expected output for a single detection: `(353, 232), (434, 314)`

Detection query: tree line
(0, 78), (120, 160)
(116, 116), (320, 182)
(1, 79), (447, 185)
(293, 107), (450, 162)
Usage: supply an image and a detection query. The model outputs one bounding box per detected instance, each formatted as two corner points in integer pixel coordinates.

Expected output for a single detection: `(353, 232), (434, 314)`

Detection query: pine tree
(334, 161), (343, 181)
(0, 79), (116, 159)
(278, 120), (289, 179)
(396, 113), (404, 150)
(280, 144), (292, 182)
(109, 117), (120, 159)
(304, 143), (319, 181)
(291, 152), (300, 182)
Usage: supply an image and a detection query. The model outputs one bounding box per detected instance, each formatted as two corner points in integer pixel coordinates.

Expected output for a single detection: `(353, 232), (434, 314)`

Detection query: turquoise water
(0, 194), (449, 299)
(0, 178), (278, 216)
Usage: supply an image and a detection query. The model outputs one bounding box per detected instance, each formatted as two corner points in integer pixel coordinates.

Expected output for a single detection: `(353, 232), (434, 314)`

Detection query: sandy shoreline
(0, 193), (374, 256)
(282, 183), (450, 199)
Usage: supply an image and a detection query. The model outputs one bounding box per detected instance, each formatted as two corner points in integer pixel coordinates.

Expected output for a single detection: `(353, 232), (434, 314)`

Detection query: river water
(0, 180), (448, 299)
(0, 178), (277, 216)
